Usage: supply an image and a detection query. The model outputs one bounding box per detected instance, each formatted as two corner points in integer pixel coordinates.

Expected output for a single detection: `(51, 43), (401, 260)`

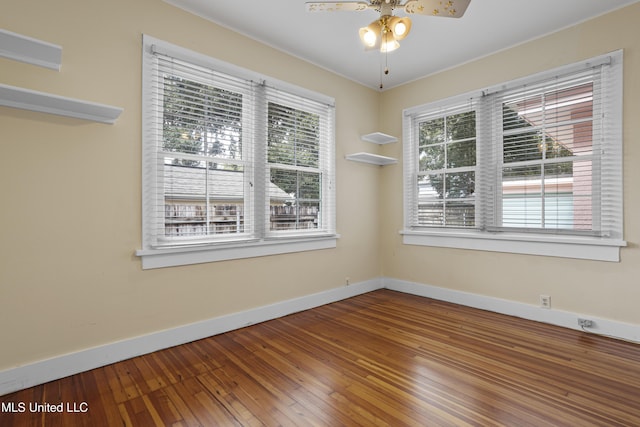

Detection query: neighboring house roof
(164, 164), (291, 202)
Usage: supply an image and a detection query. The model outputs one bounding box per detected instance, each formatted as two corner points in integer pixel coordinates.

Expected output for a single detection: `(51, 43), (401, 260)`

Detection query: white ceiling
(163, 0), (638, 90)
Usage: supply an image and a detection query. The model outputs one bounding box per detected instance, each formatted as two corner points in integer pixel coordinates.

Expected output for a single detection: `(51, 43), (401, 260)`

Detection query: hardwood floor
(2, 289), (639, 426)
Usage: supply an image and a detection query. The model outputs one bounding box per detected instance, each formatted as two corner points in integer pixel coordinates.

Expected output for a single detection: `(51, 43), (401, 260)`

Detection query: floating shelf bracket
(0, 29), (62, 71)
(0, 83), (123, 124)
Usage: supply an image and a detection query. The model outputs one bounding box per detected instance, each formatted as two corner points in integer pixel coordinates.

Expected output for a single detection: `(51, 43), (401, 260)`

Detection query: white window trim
(402, 51), (626, 262)
(136, 235), (338, 269)
(401, 229), (625, 262)
(137, 35), (337, 269)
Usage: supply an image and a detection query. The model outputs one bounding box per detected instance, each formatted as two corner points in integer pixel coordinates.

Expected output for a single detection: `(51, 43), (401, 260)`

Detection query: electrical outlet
(578, 318), (594, 328)
(540, 294), (551, 309)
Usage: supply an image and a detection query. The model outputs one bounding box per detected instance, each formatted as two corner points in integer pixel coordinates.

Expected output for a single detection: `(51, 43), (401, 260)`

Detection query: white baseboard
(2, 276), (637, 397)
(0, 278), (383, 396)
(383, 277), (640, 344)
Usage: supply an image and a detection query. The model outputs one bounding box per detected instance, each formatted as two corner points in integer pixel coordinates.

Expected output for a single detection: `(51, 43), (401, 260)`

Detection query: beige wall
(379, 3), (640, 325)
(0, 0), (381, 371)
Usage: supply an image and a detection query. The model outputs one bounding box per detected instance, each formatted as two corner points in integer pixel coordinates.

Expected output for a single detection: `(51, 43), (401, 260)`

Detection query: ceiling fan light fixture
(359, 20), (382, 48)
(359, 27), (377, 47)
(394, 21), (407, 36)
(359, 16), (405, 52)
(389, 16), (412, 40)
(380, 37), (400, 53)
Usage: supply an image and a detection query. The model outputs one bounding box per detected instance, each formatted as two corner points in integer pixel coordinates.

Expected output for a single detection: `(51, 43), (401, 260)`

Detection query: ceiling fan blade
(306, 2), (370, 12)
(404, 0), (471, 18)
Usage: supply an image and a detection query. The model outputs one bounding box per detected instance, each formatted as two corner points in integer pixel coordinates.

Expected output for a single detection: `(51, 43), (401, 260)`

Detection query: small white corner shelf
(360, 132), (397, 145)
(345, 152), (397, 166)
(0, 29), (62, 71)
(0, 83), (123, 124)
(346, 132), (398, 166)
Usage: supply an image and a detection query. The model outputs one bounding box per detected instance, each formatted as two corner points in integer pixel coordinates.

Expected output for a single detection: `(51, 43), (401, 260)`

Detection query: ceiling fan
(306, 0), (471, 53)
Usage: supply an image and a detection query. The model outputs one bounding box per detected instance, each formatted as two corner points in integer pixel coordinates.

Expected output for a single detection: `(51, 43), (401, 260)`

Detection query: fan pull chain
(379, 51), (383, 89)
(379, 49), (389, 90)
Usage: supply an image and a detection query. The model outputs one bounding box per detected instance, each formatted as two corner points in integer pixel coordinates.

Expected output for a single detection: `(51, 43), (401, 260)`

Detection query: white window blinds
(266, 88), (335, 235)
(404, 100), (478, 229)
(151, 54), (255, 245)
(403, 51), (623, 252)
(141, 36), (336, 254)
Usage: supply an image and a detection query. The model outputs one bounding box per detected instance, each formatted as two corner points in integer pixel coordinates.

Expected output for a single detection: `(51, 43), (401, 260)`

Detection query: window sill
(401, 229), (626, 262)
(136, 234), (339, 269)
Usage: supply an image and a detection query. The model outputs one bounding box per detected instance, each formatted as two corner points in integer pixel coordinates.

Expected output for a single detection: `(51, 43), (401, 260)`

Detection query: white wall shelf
(346, 132), (398, 165)
(0, 30), (122, 124)
(0, 29), (62, 71)
(345, 152), (397, 166)
(0, 83), (123, 124)
(360, 132), (397, 144)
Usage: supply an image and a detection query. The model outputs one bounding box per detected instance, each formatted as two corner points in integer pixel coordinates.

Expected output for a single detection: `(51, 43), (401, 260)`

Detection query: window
(138, 36), (336, 269)
(267, 95), (326, 233)
(416, 105), (477, 228)
(403, 51), (625, 261)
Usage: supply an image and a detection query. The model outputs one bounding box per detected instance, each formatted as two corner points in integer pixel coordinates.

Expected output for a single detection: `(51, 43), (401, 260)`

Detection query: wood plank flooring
(1, 289), (639, 426)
